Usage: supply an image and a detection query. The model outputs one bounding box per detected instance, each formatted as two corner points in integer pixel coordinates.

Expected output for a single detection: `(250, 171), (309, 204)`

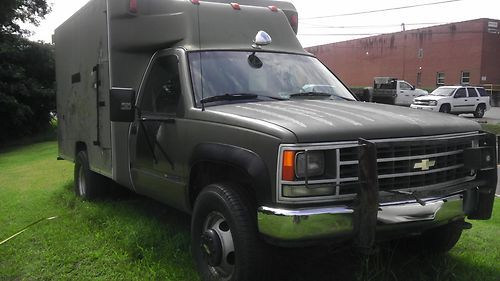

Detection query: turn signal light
(191, 0), (200, 4)
(282, 150), (296, 181)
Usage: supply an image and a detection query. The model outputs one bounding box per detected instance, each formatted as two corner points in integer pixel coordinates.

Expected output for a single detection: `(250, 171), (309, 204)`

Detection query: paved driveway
(463, 106), (500, 124)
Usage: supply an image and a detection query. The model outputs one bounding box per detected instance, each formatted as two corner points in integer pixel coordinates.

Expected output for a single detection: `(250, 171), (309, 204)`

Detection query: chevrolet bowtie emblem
(414, 159), (436, 171)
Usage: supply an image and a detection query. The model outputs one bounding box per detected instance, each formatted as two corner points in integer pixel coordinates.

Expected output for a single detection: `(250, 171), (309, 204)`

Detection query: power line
(300, 33), (380, 36)
(302, 0), (463, 20)
(299, 30), (484, 37)
(300, 22), (448, 29)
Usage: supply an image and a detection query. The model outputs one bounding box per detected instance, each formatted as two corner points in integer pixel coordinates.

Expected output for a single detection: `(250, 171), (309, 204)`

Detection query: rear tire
(473, 104), (486, 118)
(74, 150), (108, 200)
(439, 104), (451, 114)
(191, 183), (267, 281)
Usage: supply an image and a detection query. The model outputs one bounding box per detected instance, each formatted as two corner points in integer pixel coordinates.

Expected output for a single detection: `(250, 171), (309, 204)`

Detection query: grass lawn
(1, 141), (499, 281)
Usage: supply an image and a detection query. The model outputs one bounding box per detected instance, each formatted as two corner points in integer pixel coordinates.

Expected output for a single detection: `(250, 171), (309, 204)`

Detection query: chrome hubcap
(201, 212), (235, 280)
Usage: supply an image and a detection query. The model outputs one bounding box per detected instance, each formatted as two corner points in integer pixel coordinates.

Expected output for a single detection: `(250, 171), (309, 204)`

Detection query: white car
(411, 86), (490, 118)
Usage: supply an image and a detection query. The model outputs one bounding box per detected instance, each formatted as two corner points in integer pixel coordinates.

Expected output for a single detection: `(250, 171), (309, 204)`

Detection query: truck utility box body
(55, 1), (497, 280)
(56, 0), (301, 187)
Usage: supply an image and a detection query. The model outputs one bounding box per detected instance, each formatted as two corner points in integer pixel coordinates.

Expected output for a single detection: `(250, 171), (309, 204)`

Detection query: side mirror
(110, 88), (135, 122)
(411, 85), (416, 90)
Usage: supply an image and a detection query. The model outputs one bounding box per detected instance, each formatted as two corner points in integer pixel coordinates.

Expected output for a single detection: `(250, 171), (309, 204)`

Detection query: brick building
(306, 18), (500, 91)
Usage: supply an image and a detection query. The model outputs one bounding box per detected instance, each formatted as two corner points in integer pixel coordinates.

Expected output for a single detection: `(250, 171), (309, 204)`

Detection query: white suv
(411, 86), (490, 118)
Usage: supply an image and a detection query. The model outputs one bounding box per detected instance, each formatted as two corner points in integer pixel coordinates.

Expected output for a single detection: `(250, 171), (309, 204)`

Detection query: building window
(417, 48), (424, 59)
(436, 72), (445, 86)
(461, 71), (470, 85)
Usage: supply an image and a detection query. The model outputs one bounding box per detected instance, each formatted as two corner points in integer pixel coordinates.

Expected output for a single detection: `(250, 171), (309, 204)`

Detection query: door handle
(464, 99), (468, 101)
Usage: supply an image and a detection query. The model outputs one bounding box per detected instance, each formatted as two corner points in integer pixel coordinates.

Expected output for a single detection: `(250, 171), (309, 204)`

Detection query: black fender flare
(188, 143), (271, 205)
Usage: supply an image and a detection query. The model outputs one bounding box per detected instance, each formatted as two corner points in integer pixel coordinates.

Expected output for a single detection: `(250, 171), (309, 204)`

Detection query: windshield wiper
(200, 93), (258, 104)
(290, 91), (332, 98)
(200, 93), (284, 104)
(290, 92), (354, 101)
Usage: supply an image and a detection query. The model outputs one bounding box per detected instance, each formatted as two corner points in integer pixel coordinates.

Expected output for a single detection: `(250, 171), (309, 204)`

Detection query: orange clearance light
(282, 150), (296, 181)
(129, 0), (138, 13)
(191, 0), (200, 5)
(230, 2), (241, 10)
(268, 6), (278, 12)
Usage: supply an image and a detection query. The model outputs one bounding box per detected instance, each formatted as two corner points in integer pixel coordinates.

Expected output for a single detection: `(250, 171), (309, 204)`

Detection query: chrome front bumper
(257, 194), (464, 242)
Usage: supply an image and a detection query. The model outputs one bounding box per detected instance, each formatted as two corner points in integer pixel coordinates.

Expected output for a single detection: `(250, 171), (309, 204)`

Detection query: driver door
(129, 52), (186, 209)
(452, 88), (468, 113)
(398, 81), (414, 105)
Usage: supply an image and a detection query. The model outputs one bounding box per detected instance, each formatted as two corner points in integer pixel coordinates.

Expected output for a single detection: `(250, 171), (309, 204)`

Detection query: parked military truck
(55, 1), (497, 280)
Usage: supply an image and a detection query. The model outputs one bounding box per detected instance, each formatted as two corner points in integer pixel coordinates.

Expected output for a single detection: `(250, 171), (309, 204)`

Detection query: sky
(25, 0), (500, 47)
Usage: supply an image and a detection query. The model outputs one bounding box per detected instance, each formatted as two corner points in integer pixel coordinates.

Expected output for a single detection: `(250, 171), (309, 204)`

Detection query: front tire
(191, 183), (266, 281)
(439, 104), (451, 114)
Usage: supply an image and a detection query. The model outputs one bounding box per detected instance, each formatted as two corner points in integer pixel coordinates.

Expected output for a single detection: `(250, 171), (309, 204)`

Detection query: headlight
(429, 100), (437, 106)
(295, 151), (325, 178)
(282, 184), (335, 197)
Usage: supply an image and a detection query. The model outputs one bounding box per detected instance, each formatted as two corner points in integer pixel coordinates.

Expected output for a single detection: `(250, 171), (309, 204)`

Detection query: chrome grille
(412, 100), (431, 106)
(276, 132), (480, 204)
(338, 136), (474, 194)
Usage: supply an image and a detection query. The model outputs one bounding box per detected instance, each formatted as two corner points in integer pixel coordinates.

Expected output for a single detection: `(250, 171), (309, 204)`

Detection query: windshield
(430, 87), (455, 96)
(188, 51), (355, 106)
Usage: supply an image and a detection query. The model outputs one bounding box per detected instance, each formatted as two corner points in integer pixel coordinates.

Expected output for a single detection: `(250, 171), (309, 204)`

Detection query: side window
(436, 72), (445, 86)
(467, 87), (478, 97)
(399, 82), (412, 90)
(454, 88), (466, 98)
(477, 88), (488, 97)
(140, 55), (181, 115)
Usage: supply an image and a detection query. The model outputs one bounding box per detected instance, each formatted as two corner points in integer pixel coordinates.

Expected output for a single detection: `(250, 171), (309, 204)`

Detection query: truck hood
(207, 100), (480, 143)
(414, 95), (448, 101)
(415, 89), (429, 95)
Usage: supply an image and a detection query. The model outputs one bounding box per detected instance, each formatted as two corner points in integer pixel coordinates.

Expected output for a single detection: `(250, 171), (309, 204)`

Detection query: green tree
(0, 0), (50, 34)
(0, 0), (53, 145)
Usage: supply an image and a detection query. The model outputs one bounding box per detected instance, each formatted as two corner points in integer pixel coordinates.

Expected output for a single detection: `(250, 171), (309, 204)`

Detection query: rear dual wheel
(74, 150), (109, 200)
(191, 183), (267, 281)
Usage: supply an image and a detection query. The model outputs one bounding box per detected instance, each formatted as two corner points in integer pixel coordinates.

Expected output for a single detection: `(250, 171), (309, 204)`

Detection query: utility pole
(401, 23), (406, 80)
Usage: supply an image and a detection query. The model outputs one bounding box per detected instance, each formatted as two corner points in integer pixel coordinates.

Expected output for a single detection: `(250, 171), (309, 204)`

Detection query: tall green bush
(0, 0), (53, 144)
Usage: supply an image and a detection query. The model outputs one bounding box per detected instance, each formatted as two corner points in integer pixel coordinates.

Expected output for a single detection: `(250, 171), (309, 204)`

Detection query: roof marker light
(230, 3), (241, 10)
(268, 6), (278, 12)
(191, 0), (200, 5)
(290, 14), (298, 33)
(129, 0), (138, 13)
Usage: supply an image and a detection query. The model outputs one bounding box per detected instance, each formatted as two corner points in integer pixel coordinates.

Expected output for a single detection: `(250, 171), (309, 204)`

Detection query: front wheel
(191, 183), (267, 281)
(439, 104), (451, 114)
(473, 104), (486, 118)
